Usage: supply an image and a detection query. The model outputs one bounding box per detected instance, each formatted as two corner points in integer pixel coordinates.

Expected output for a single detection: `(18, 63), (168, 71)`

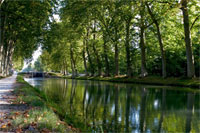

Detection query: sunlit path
(0, 74), (17, 104)
(0, 74), (29, 128)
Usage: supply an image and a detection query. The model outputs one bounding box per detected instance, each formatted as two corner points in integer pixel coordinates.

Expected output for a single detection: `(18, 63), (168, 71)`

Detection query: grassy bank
(65, 76), (200, 89)
(7, 75), (74, 132)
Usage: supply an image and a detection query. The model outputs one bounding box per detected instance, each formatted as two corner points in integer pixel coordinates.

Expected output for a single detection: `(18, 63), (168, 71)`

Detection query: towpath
(0, 74), (29, 128)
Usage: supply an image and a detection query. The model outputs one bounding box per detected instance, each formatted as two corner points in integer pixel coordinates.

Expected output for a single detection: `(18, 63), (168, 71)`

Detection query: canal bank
(0, 75), (77, 132)
(65, 76), (200, 89)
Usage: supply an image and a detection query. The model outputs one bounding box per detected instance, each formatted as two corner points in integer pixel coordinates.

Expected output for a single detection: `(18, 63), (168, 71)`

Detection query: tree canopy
(0, 0), (199, 78)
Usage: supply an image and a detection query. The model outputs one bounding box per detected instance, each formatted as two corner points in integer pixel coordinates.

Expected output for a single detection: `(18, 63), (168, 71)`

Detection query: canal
(25, 78), (200, 132)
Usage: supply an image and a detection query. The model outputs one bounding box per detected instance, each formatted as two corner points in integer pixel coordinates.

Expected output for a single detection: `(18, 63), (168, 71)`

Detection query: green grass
(10, 75), (69, 132)
(67, 76), (200, 89)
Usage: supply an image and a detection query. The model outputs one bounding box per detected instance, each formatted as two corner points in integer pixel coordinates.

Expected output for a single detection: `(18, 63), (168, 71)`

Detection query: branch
(144, 21), (154, 29)
(145, 2), (157, 24)
(190, 14), (200, 30)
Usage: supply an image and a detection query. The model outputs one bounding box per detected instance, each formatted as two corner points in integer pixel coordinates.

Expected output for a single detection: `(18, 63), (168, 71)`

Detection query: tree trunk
(114, 27), (119, 76)
(3, 44), (8, 76)
(114, 43), (119, 76)
(103, 38), (110, 77)
(63, 60), (68, 75)
(6, 40), (14, 75)
(92, 21), (102, 76)
(85, 27), (94, 76)
(155, 23), (167, 78)
(125, 18), (132, 77)
(181, 0), (195, 78)
(140, 0), (148, 77)
(0, 45), (3, 74)
(0, 9), (6, 75)
(82, 40), (88, 76)
(70, 43), (77, 78)
(146, 3), (167, 78)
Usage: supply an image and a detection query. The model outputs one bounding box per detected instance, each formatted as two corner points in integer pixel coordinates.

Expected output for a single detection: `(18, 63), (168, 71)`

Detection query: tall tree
(140, 0), (148, 77)
(146, 2), (167, 78)
(180, 0), (195, 78)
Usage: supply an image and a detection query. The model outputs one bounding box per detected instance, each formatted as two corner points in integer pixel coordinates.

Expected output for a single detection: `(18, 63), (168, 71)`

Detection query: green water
(25, 78), (200, 132)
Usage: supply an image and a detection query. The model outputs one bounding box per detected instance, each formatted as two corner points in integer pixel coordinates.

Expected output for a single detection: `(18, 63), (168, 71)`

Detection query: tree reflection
(103, 85), (110, 131)
(70, 79), (77, 113)
(82, 80), (88, 123)
(158, 89), (166, 132)
(139, 87), (147, 132)
(125, 86), (131, 132)
(32, 78), (200, 132)
(185, 92), (195, 133)
(114, 85), (119, 132)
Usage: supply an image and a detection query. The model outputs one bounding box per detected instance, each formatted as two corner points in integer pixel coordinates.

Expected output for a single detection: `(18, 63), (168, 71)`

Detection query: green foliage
(0, 0), (58, 76)
(39, 0), (199, 78)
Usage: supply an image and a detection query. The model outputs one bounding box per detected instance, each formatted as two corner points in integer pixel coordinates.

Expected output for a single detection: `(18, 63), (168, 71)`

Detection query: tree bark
(146, 3), (167, 78)
(0, 45), (3, 74)
(125, 18), (132, 77)
(5, 40), (14, 75)
(155, 23), (167, 78)
(114, 27), (119, 76)
(181, 0), (195, 78)
(0, 9), (6, 75)
(114, 43), (119, 76)
(140, 0), (148, 77)
(103, 37), (110, 77)
(2, 44), (8, 76)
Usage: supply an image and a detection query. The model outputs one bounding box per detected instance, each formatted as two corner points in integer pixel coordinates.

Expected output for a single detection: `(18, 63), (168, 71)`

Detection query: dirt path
(0, 74), (29, 128)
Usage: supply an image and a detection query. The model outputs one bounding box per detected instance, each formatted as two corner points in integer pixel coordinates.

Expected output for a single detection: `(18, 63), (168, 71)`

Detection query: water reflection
(25, 78), (200, 132)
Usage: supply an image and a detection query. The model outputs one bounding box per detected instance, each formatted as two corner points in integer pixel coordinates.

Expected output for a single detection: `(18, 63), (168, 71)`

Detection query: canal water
(25, 78), (200, 132)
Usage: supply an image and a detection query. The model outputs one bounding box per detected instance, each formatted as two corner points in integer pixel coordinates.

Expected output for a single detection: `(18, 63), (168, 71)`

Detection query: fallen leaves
(1, 124), (7, 129)
(41, 128), (51, 133)
(7, 122), (12, 127)
(14, 112), (20, 116)
(15, 127), (22, 133)
(24, 113), (29, 118)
